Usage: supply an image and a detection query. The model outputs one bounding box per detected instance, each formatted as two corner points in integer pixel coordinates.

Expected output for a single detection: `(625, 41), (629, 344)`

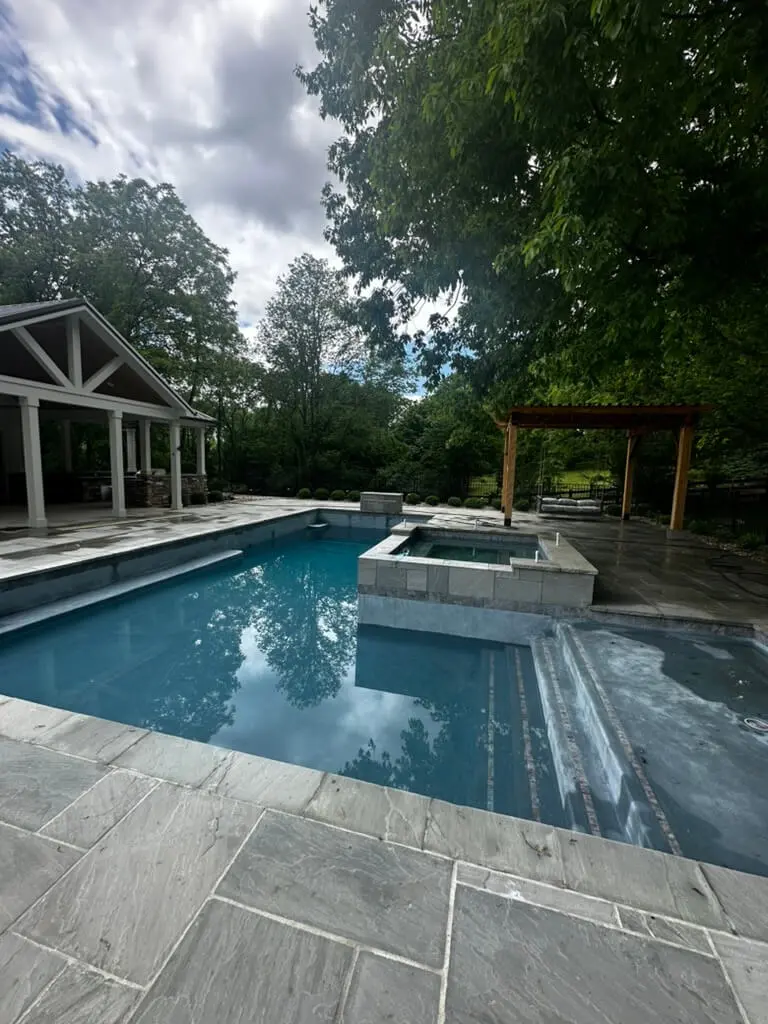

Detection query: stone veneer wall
(125, 474), (207, 508)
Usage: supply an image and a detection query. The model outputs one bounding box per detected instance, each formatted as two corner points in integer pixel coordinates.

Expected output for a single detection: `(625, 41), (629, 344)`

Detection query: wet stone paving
(0, 698), (766, 1023)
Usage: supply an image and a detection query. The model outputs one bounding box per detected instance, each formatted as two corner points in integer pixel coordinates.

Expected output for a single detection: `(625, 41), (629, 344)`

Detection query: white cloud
(0, 0), (338, 322)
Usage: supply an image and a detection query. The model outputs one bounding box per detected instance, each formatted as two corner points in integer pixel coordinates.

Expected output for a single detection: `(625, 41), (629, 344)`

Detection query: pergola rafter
(497, 404), (713, 530)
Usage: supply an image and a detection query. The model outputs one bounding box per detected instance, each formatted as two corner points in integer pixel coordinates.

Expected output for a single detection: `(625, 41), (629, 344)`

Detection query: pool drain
(743, 717), (768, 734)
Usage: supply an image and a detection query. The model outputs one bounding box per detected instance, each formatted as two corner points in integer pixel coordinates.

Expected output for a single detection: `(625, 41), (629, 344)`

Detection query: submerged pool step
(531, 637), (601, 836)
(0, 549), (244, 637)
(543, 623), (674, 850)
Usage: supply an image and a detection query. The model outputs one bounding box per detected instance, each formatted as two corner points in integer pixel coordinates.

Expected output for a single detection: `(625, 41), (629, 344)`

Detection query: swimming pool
(2, 525), (767, 874)
(0, 532), (568, 823)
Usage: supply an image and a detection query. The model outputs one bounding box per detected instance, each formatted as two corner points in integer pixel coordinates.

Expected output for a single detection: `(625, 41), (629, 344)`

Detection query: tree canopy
(300, 0), (768, 463)
(0, 152), (243, 408)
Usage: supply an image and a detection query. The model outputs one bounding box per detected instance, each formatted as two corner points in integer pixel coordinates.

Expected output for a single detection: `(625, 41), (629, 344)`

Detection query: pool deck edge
(1, 694), (766, 1022)
(1, 692), (766, 942)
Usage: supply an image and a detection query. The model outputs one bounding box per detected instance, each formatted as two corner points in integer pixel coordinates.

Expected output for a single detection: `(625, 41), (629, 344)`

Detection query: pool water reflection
(0, 534), (562, 821)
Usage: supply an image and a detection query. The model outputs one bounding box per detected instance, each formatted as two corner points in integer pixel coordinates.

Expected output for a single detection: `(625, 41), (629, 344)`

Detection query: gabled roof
(0, 298), (214, 423)
(0, 299), (84, 326)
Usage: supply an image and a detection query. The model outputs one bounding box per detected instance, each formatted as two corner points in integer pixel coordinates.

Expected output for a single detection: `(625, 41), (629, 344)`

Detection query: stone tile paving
(3, 497), (767, 628)
(0, 696), (767, 1023)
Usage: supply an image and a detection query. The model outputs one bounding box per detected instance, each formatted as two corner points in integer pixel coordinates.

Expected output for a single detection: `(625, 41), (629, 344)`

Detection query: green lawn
(556, 468), (615, 487)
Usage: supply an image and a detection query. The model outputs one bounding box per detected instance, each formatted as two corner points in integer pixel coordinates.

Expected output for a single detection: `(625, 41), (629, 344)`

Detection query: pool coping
(0, 507), (314, 587)
(1, 692), (767, 952)
(359, 522), (599, 612)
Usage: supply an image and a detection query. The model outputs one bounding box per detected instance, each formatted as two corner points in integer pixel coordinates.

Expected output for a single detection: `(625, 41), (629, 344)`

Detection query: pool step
(556, 623), (680, 853)
(530, 637), (598, 835)
(543, 623), (673, 850)
(0, 549), (245, 637)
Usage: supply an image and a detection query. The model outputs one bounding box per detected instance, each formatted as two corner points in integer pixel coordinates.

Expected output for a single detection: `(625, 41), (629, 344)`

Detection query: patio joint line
(8, 778), (165, 939)
(36, 768), (118, 835)
(210, 895), (443, 975)
(133, 808), (268, 1004)
(14, 964), (68, 1024)
(455, 879), (717, 958)
(31, 736), (112, 766)
(333, 946), (360, 1024)
(11, 932), (146, 992)
(437, 861), (458, 1024)
(66, 777), (164, 852)
(698, 862), (739, 936)
(705, 930), (753, 1024)
(278, 804), (453, 861)
(0, 817), (86, 854)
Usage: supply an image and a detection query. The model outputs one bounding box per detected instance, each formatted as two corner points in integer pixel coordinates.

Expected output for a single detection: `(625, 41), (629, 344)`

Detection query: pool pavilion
(0, 299), (213, 531)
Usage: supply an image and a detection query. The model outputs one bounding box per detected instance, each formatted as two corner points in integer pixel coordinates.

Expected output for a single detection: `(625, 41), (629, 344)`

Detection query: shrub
(446, 496), (462, 507)
(347, 489), (361, 501)
(405, 492), (421, 504)
(190, 492), (207, 506)
(686, 519), (712, 535)
(514, 497), (530, 512)
(739, 531), (764, 551)
(297, 487), (312, 499)
(489, 497), (501, 510)
(330, 489), (346, 501)
(207, 490), (223, 502)
(603, 503), (622, 517)
(424, 495), (440, 506)
(207, 478), (229, 492)
(314, 487), (329, 500)
(464, 497), (486, 509)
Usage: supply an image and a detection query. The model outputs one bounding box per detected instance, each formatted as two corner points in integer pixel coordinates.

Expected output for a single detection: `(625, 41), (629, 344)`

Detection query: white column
(108, 409), (126, 518)
(196, 427), (206, 477)
(66, 315), (82, 388)
(139, 420), (152, 473)
(62, 419), (73, 472)
(170, 420), (182, 510)
(20, 397), (46, 530)
(125, 428), (138, 474)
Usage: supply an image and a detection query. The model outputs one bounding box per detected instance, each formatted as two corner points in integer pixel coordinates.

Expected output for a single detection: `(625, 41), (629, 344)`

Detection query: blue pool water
(0, 533), (565, 822)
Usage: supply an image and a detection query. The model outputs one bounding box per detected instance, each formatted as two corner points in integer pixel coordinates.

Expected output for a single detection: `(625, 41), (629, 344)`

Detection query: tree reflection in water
(343, 627), (491, 808)
(247, 546), (358, 708)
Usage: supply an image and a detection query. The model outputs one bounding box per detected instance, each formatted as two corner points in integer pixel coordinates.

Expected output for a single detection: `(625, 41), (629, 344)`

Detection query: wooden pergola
(498, 404), (713, 530)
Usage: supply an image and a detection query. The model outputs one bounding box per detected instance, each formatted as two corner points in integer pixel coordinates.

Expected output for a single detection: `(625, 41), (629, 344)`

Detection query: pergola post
(170, 420), (183, 510)
(502, 423), (518, 527)
(670, 423), (695, 531)
(621, 432), (640, 521)
(108, 409), (126, 518)
(20, 397), (46, 531)
(139, 420), (152, 473)
(196, 426), (206, 477)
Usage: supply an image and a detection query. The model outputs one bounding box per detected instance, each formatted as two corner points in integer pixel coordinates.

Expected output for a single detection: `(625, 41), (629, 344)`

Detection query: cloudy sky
(0, 0), (343, 330)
